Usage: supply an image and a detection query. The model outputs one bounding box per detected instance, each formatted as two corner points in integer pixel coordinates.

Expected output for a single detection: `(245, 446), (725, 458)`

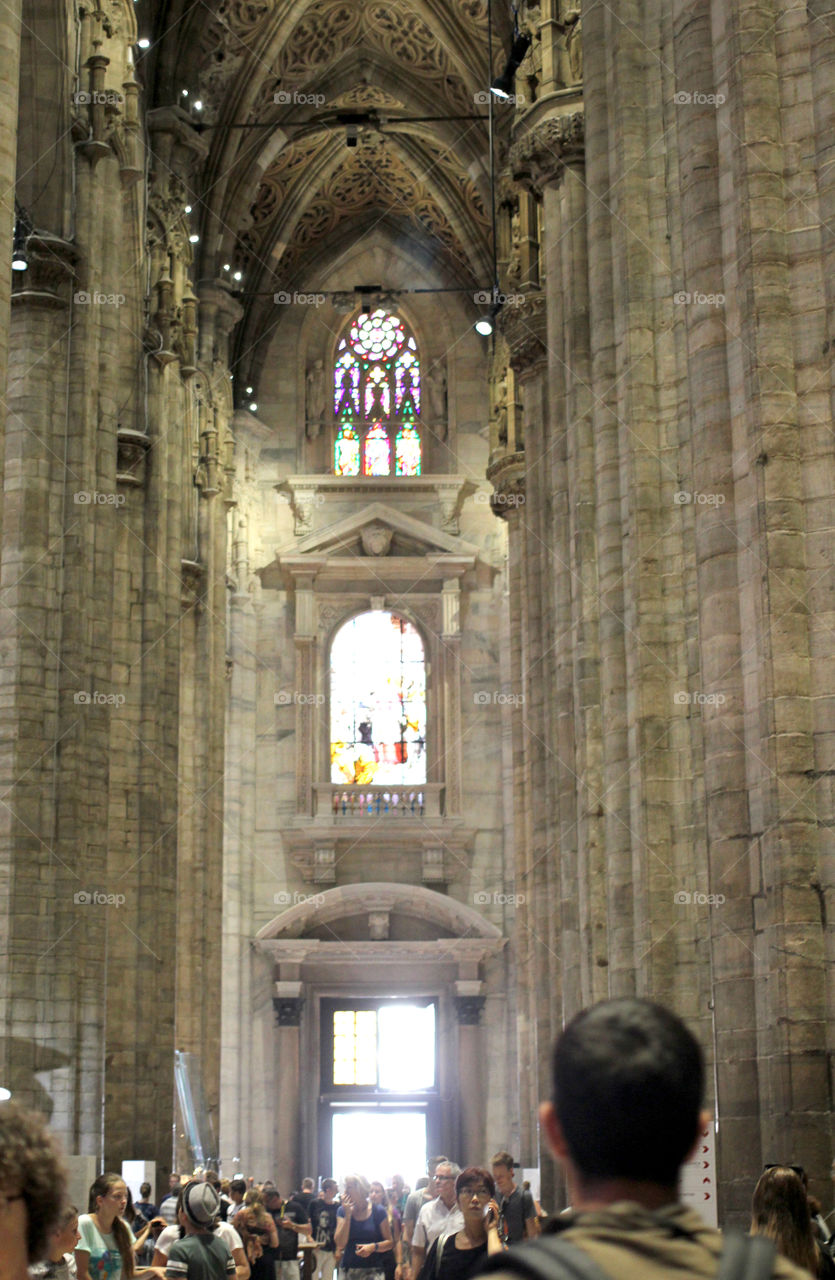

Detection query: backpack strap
(717, 1232), (777, 1280)
(479, 1236), (613, 1280)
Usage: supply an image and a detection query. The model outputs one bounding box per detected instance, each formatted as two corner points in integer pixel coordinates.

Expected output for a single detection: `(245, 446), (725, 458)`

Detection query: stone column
(273, 985), (303, 1194)
(454, 982), (485, 1162)
(671, 0), (756, 1217)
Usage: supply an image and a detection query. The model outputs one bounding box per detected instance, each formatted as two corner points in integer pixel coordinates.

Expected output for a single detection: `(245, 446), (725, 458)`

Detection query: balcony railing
(314, 784), (444, 820)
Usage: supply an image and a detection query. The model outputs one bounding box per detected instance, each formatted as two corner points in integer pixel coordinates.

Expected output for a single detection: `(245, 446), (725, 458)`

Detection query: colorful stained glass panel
(335, 425), (360, 476)
(395, 425), (421, 476)
(330, 611), (427, 784)
(363, 422), (390, 476)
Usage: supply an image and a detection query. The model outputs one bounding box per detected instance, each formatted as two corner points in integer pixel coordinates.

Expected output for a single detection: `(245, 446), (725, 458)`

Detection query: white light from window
(378, 1004), (435, 1091)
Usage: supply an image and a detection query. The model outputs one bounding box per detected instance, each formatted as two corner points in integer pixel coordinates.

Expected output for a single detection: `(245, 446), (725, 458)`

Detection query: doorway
(318, 997), (440, 1182)
(331, 1108), (427, 1187)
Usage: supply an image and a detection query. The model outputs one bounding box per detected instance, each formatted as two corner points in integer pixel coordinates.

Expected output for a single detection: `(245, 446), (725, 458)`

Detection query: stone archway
(255, 883), (506, 1190)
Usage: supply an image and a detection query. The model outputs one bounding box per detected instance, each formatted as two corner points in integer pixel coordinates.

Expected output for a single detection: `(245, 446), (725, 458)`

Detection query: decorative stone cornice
(485, 451), (526, 521)
(11, 235), (78, 308)
(509, 110), (584, 195)
(498, 291), (547, 373)
(116, 427), (151, 486)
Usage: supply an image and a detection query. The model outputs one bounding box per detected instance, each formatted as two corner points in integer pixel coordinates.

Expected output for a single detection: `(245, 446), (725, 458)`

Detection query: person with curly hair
(0, 1099), (68, 1280)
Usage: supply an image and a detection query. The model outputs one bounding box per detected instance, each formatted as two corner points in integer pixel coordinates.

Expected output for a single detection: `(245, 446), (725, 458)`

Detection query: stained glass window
(329, 1002), (436, 1091)
(335, 425), (360, 476)
(332, 309), (422, 475)
(333, 1010), (378, 1085)
(395, 425), (421, 476)
(330, 611), (426, 784)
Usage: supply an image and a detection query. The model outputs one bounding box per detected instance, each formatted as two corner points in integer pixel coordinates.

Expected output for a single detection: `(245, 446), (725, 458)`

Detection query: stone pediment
(261, 502), (479, 590)
(287, 502), (478, 559)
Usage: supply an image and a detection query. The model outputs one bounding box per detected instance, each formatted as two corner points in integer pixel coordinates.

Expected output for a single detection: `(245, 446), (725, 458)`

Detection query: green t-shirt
(165, 1233), (236, 1280)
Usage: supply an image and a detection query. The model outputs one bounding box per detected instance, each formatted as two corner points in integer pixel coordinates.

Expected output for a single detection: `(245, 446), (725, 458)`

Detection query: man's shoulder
(479, 1205), (813, 1280)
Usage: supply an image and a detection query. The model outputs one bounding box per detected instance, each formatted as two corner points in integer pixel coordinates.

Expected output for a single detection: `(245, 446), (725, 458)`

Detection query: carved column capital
(498, 291), (547, 374)
(510, 110), (585, 196)
(485, 452), (527, 521)
(11, 235), (78, 308)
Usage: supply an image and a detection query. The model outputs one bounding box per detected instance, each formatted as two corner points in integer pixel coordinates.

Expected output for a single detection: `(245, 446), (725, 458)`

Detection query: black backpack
(477, 1230), (777, 1280)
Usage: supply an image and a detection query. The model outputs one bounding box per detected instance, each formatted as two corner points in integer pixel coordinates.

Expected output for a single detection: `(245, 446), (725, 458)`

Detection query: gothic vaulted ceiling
(141, 0), (511, 384)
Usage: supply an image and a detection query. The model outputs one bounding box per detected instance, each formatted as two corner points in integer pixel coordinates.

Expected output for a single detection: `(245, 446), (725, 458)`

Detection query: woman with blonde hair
(751, 1165), (833, 1277)
(235, 1190), (278, 1280)
(335, 1175), (392, 1280)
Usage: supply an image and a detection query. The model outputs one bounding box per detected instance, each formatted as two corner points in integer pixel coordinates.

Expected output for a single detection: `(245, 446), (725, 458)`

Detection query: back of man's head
(553, 998), (703, 1187)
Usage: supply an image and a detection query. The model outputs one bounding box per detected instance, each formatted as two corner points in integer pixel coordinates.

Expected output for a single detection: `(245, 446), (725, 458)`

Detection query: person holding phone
(334, 1175), (393, 1280)
(418, 1170), (502, 1280)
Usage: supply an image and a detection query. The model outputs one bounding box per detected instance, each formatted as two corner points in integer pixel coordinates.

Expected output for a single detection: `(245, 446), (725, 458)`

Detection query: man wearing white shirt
(408, 1164), (463, 1280)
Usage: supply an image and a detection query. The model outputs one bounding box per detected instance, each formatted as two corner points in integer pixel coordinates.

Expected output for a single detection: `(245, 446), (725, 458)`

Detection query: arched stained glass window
(330, 611), (426, 784)
(332, 309), (422, 476)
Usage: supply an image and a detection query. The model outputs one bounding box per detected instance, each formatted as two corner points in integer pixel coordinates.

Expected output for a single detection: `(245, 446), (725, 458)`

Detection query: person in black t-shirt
(263, 1188), (310, 1280)
(488, 1154), (539, 1246)
(419, 1168), (502, 1280)
(309, 1180), (339, 1280)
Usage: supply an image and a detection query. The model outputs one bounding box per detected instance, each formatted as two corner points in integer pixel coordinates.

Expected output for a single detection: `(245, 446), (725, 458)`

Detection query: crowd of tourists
(5, 998), (835, 1280)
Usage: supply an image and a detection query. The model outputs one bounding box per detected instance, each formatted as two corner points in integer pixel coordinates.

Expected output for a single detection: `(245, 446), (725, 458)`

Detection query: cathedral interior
(1, 0), (834, 1230)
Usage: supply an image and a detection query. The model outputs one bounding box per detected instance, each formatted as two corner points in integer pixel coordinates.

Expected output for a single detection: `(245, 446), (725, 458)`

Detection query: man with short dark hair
(308, 1179), (338, 1280)
(228, 1181), (247, 1222)
(263, 1186), (310, 1280)
(478, 999), (809, 1280)
(489, 1154), (539, 1245)
(160, 1175), (184, 1225)
(402, 1158), (448, 1279)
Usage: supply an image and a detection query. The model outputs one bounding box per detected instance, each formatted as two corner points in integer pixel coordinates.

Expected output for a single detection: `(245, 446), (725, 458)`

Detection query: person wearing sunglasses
(419, 1170), (502, 1280)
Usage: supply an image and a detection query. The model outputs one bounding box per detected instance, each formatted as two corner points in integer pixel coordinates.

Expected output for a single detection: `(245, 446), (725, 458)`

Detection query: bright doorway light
(378, 1004), (435, 1091)
(332, 1109), (426, 1188)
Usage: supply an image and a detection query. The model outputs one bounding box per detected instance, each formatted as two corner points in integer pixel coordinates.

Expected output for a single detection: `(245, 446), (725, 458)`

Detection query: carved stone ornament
(116, 427), (151, 486)
(486, 451), (526, 522)
(454, 995), (486, 1025)
(273, 996), (304, 1026)
(11, 234), (77, 307)
(361, 522), (393, 556)
(498, 291), (547, 373)
(509, 111), (585, 195)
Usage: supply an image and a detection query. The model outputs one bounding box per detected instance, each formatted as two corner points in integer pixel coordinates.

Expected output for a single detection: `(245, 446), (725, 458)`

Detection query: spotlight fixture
(475, 315), (494, 337)
(233, 271), (242, 282)
(182, 89), (189, 97)
(12, 202), (32, 272)
(189, 233), (199, 243)
(193, 100), (203, 112)
(338, 112), (367, 148)
(0, 1087), (10, 1101)
(490, 31), (532, 100)
(185, 204), (192, 213)
(249, 402), (258, 412)
(137, 37), (150, 48)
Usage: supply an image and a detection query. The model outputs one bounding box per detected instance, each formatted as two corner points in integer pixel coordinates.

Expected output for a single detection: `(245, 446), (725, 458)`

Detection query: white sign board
(122, 1160), (156, 1203)
(679, 1116), (717, 1227)
(65, 1155), (97, 1216)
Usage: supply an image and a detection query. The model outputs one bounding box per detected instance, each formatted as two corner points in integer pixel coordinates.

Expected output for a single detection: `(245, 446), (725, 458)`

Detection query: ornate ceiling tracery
(145, 0), (511, 388)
